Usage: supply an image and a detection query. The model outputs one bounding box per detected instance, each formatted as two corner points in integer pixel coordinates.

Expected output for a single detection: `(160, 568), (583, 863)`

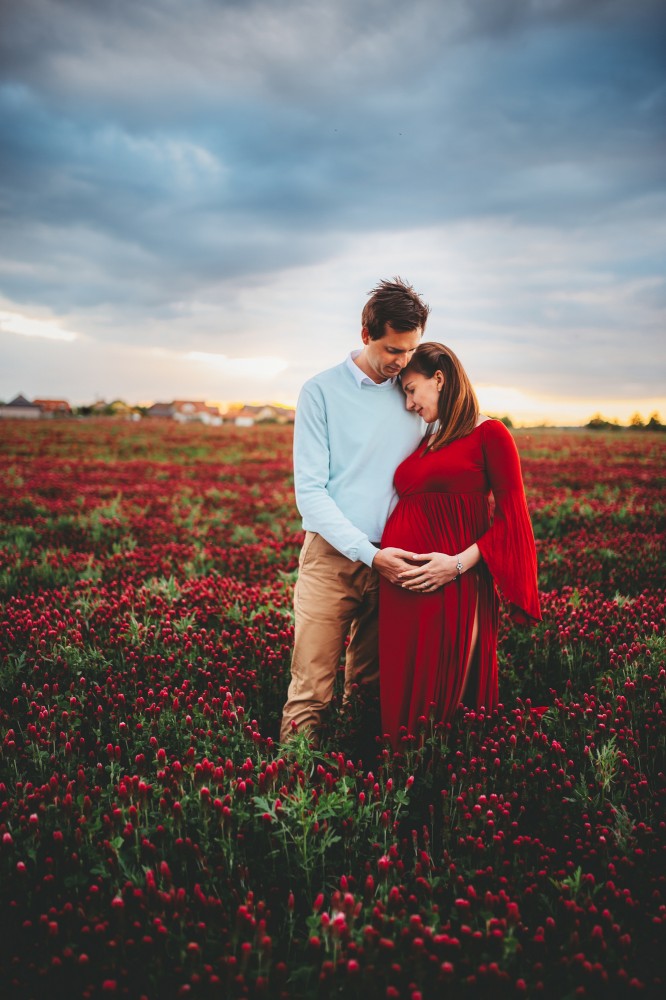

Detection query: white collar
(346, 350), (396, 389)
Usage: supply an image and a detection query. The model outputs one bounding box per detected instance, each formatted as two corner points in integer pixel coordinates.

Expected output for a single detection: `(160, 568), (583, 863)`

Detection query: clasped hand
(373, 547), (459, 590)
(398, 552), (459, 592)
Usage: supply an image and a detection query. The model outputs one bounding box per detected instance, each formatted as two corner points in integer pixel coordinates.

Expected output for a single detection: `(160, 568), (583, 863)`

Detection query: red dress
(379, 419), (541, 746)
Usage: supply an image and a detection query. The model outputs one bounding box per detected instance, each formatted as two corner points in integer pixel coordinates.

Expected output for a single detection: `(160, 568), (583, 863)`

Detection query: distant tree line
(586, 412), (664, 432)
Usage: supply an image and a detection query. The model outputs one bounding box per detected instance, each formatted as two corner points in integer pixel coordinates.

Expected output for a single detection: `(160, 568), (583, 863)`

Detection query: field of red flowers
(0, 419), (664, 999)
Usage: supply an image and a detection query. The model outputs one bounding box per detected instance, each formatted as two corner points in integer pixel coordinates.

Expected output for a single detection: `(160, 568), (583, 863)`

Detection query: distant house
(274, 406), (295, 425)
(223, 403), (247, 422)
(0, 393), (42, 419)
(144, 400), (222, 424)
(228, 403), (295, 426)
(33, 398), (72, 417)
(146, 402), (176, 419)
(233, 407), (257, 427)
(88, 399), (138, 418)
(172, 400), (223, 426)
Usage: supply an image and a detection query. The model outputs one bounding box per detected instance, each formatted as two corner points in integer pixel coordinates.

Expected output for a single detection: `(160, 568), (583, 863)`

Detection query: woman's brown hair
(401, 342), (479, 450)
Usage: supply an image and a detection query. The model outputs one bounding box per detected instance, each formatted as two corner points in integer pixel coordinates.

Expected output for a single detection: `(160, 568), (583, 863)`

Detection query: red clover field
(0, 420), (664, 998)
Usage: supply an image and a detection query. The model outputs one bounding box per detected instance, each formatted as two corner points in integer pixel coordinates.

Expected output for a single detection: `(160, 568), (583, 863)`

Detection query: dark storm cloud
(0, 0), (665, 408)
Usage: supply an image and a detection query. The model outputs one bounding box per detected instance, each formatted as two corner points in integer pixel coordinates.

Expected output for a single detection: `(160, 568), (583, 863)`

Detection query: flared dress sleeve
(476, 420), (541, 624)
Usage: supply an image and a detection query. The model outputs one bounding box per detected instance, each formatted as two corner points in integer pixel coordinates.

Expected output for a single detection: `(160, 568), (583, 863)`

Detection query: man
(279, 277), (430, 745)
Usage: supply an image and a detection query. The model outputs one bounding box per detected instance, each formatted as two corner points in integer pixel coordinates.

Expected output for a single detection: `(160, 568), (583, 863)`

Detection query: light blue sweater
(293, 357), (425, 566)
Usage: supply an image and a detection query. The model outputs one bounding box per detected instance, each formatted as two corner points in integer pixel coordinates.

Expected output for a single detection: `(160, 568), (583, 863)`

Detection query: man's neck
(353, 349), (387, 384)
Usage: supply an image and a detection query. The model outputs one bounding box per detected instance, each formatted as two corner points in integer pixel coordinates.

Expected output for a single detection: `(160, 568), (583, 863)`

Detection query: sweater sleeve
(293, 382), (378, 567)
(476, 421), (541, 624)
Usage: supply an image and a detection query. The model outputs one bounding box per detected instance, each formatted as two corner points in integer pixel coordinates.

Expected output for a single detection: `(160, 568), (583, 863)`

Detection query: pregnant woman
(379, 342), (541, 747)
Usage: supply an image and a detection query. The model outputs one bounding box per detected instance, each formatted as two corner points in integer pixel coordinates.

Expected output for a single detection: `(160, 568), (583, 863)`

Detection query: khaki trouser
(279, 531), (380, 743)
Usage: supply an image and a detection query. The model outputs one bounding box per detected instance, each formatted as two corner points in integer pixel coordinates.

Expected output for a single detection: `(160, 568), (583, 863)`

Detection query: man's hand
(373, 546), (421, 585)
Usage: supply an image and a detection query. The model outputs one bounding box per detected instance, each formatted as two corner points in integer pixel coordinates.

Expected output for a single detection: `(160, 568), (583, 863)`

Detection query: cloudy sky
(1, 0), (664, 424)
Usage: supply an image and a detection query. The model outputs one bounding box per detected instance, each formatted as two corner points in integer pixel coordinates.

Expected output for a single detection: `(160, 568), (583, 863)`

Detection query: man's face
(361, 323), (422, 383)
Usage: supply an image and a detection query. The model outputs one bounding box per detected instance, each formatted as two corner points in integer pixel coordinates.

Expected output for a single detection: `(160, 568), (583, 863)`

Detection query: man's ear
(361, 326), (371, 345)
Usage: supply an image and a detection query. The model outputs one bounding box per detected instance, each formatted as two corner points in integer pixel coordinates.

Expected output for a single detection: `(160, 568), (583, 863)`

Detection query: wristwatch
(455, 556), (464, 578)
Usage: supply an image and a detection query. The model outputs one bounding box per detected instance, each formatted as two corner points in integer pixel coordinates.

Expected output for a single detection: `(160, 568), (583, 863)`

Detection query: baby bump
(382, 492), (489, 552)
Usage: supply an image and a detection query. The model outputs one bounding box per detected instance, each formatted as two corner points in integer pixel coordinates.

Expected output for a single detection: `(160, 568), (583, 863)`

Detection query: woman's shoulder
(477, 416), (517, 447)
(478, 416), (510, 434)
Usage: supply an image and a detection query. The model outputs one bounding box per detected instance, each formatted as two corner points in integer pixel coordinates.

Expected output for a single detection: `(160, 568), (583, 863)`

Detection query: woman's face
(401, 369), (443, 423)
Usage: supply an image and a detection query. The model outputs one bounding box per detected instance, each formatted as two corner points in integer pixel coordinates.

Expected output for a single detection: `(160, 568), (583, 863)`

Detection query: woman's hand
(398, 552), (459, 592)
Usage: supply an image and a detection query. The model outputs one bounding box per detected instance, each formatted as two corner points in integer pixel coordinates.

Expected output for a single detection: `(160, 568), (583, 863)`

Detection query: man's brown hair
(362, 277), (430, 340)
